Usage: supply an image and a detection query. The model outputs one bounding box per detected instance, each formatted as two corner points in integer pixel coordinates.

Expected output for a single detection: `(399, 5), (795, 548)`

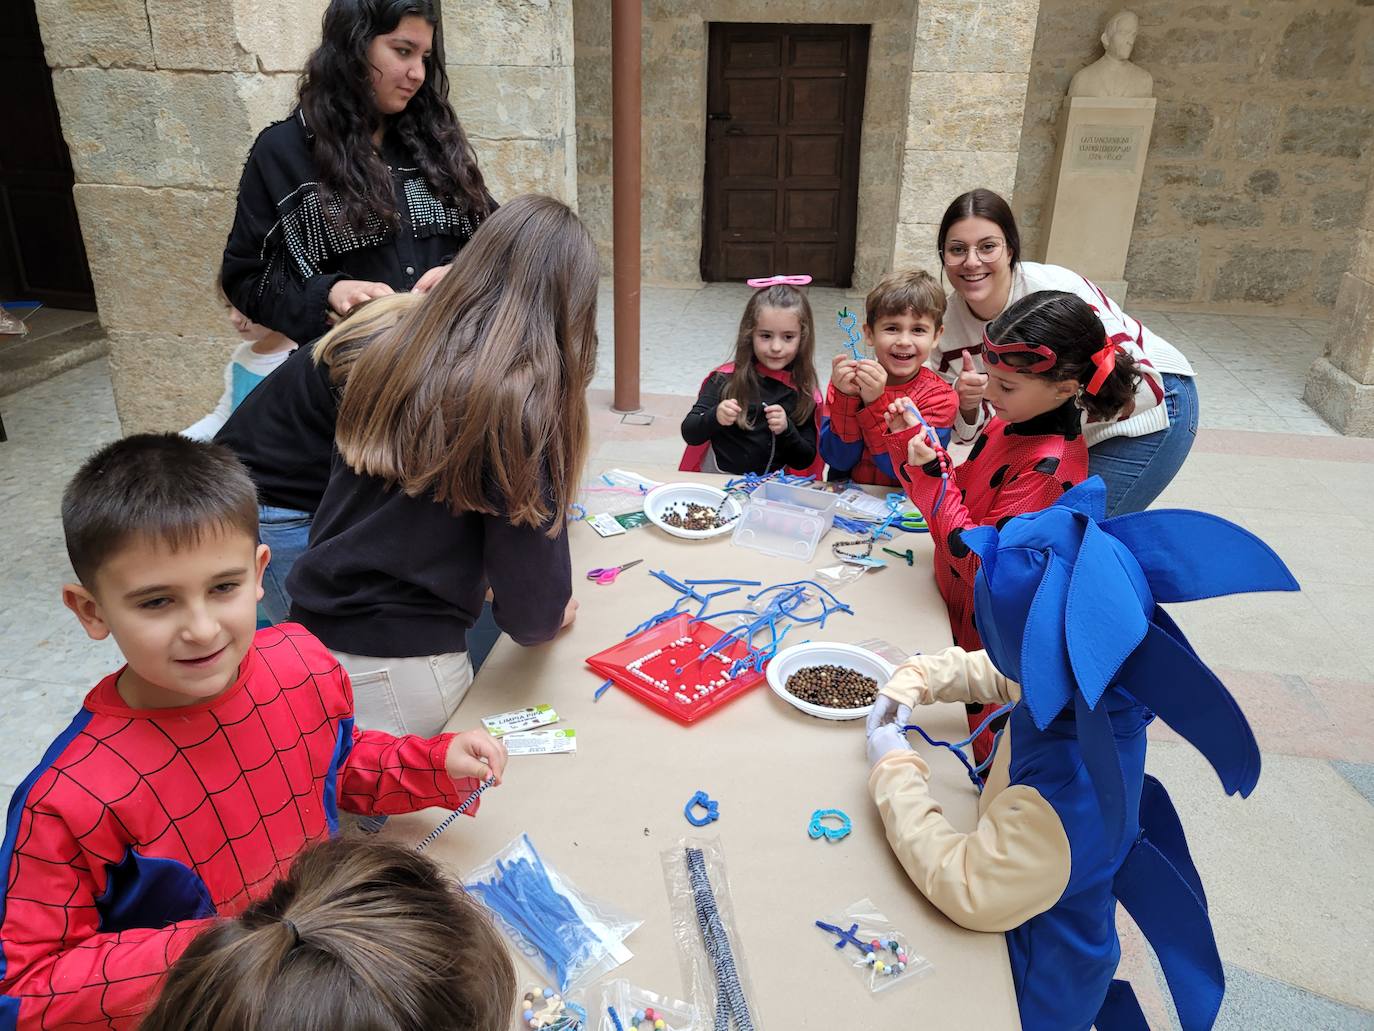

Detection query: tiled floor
(2, 294), (1371, 1029)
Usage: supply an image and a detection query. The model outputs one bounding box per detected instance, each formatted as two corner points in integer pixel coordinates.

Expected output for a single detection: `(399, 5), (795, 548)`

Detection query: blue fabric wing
(1120, 623), (1262, 798)
(1075, 688), (1128, 852)
(1065, 520), (1148, 709)
(1114, 835), (1225, 1031)
(1095, 980), (1151, 1031)
(1139, 774), (1206, 910)
(961, 524), (1000, 579)
(1057, 475), (1107, 520)
(1099, 510), (1299, 602)
(1018, 553), (1075, 729)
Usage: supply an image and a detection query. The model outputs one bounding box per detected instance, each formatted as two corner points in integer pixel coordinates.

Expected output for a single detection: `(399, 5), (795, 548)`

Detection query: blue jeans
(1088, 373), (1199, 518)
(258, 504), (313, 626)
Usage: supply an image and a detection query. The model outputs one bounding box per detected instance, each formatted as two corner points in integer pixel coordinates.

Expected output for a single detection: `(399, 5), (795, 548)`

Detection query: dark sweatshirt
(286, 457), (571, 657)
(214, 341), (336, 514)
(680, 370), (818, 474)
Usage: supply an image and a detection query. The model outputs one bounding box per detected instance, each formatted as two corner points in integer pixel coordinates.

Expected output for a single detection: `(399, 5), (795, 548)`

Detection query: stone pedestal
(1304, 189), (1374, 436)
(1043, 96), (1156, 305)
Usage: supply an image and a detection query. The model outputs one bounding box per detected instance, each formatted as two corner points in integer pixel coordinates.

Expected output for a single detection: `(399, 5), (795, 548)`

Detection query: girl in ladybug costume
(884, 290), (1142, 762)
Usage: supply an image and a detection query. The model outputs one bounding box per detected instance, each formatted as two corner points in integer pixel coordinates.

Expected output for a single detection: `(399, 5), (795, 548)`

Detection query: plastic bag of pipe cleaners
(579, 469), (661, 518)
(466, 834), (642, 993)
(597, 978), (700, 1031)
(815, 897), (934, 994)
(661, 837), (764, 1030)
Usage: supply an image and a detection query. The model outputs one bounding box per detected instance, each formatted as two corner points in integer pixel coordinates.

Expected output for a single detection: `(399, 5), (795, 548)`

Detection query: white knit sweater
(933, 262), (1194, 447)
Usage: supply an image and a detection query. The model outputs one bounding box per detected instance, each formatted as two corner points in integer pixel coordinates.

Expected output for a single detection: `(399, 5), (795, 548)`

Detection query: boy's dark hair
(139, 838), (517, 1031)
(986, 290), (1142, 422)
(865, 269), (947, 328)
(62, 434), (259, 586)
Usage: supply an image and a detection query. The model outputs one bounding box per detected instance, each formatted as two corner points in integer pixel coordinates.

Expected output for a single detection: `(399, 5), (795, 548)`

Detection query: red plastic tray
(586, 613), (767, 724)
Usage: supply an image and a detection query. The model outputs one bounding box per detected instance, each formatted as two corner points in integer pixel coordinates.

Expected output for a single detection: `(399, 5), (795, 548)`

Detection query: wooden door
(701, 22), (869, 288)
(0, 0), (96, 309)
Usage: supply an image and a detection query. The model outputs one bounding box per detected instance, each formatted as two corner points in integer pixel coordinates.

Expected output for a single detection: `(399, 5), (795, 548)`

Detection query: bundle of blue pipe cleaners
(467, 834), (605, 992)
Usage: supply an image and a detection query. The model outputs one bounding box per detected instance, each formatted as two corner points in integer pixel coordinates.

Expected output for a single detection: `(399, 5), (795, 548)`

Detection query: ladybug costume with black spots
(885, 399), (1089, 761)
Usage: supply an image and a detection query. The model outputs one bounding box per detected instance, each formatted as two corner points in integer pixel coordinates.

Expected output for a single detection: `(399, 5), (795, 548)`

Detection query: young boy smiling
(820, 269), (958, 486)
(0, 433), (505, 1030)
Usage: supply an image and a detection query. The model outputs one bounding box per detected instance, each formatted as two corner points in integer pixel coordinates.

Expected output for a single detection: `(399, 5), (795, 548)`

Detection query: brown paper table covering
(376, 468), (1020, 1029)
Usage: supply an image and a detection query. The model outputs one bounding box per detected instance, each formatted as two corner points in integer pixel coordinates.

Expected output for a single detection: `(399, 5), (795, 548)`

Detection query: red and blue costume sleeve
(0, 624), (477, 1030)
(821, 371), (956, 485)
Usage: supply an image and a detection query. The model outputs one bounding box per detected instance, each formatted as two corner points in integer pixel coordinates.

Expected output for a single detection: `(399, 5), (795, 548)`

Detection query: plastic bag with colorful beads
(814, 898), (935, 994)
(597, 978), (699, 1031)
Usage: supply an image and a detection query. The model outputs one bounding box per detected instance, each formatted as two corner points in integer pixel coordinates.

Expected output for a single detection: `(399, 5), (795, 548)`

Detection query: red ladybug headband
(981, 328), (1120, 396)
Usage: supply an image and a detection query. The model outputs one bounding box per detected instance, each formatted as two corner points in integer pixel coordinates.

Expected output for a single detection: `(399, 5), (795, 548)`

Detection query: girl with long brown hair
(140, 838), (516, 1031)
(286, 195), (599, 737)
(679, 281), (823, 476)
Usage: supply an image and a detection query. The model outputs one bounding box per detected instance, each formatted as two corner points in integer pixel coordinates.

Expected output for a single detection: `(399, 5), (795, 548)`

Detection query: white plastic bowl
(643, 483), (743, 540)
(766, 642), (896, 721)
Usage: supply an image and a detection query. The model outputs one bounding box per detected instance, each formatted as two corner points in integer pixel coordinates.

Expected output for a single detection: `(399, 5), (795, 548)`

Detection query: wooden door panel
(725, 79), (780, 122)
(725, 37), (781, 69)
(726, 190), (777, 231)
(788, 78), (845, 123)
(784, 190), (839, 232)
(703, 22), (868, 287)
(787, 136), (842, 178)
(726, 137), (779, 178)
(723, 243), (775, 279)
(791, 37), (847, 67)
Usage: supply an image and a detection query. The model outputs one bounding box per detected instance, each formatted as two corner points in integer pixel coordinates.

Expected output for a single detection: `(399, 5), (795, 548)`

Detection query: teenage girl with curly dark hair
(220, 0), (495, 346)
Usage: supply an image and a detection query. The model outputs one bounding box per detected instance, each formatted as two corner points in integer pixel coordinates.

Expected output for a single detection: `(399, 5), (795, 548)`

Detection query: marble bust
(1067, 10), (1154, 99)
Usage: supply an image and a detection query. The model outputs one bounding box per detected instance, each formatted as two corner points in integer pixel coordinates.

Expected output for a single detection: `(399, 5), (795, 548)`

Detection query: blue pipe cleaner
(466, 835), (602, 992)
(902, 702), (1015, 792)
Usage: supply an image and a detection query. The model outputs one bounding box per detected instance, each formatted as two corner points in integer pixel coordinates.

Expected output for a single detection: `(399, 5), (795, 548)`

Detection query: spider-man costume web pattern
(0, 623), (478, 1030)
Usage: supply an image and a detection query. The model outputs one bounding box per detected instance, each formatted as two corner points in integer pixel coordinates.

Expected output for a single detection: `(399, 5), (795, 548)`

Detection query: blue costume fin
(1138, 775), (1206, 910)
(1058, 475), (1108, 520)
(1100, 510), (1300, 602)
(1095, 980), (1151, 1031)
(1114, 836), (1224, 1031)
(1120, 622), (1262, 798)
(1075, 687), (1129, 851)
(1018, 554), (1075, 730)
(1065, 520), (1149, 709)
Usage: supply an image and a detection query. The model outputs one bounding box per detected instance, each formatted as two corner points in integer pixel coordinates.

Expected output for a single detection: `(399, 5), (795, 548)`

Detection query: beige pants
(332, 649), (474, 738)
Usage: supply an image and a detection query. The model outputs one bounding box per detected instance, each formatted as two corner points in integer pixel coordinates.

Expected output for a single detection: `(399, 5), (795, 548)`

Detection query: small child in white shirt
(184, 284), (295, 441)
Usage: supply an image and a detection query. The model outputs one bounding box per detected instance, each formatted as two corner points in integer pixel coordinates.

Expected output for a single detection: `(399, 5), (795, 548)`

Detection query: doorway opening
(700, 22), (869, 288)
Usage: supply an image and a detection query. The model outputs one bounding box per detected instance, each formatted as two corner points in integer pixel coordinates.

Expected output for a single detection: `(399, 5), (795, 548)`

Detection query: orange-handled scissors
(586, 559), (643, 585)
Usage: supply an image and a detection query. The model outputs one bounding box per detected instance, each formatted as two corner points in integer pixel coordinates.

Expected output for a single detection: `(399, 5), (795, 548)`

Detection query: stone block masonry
(1013, 0), (1374, 314)
(33, 0), (330, 432)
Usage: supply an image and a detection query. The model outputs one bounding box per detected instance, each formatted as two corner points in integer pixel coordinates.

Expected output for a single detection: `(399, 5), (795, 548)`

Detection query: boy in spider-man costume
(820, 269), (957, 486)
(0, 434), (507, 1030)
(883, 290), (1142, 762)
(866, 477), (1299, 1030)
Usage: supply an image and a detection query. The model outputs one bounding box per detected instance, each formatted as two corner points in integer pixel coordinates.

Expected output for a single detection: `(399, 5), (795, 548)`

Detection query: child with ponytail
(884, 289), (1141, 760)
(680, 278), (823, 476)
(140, 839), (516, 1031)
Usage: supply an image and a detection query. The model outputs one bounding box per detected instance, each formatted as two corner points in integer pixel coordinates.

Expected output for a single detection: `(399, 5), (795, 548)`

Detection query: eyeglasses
(942, 239), (1005, 266)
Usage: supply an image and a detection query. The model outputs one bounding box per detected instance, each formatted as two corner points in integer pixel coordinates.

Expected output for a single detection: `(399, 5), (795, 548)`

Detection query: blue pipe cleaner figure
(863, 477), (1298, 1031)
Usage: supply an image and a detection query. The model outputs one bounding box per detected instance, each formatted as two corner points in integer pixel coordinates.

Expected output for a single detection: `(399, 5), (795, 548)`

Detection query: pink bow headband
(746, 274), (812, 288)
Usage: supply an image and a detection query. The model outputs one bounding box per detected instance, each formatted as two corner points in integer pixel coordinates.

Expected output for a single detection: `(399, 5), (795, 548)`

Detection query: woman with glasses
(930, 189), (1198, 517)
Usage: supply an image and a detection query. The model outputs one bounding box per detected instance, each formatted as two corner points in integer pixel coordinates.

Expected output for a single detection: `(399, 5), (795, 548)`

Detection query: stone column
(1304, 185), (1374, 436)
(443, 0), (577, 203)
(893, 0), (1042, 272)
(34, 0), (325, 432)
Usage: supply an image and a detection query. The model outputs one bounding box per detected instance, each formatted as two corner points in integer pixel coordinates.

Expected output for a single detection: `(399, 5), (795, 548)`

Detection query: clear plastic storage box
(730, 481), (839, 562)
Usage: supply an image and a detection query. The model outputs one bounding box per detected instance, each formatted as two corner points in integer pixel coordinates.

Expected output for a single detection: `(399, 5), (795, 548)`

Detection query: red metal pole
(610, 0), (641, 412)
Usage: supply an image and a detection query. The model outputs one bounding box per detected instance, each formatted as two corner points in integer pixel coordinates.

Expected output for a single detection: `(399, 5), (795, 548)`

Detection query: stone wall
(1013, 0), (1374, 312)
(35, 0), (327, 432)
(892, 0), (1041, 275)
(573, 0), (923, 288)
(1305, 186), (1374, 434)
(443, 0), (577, 203)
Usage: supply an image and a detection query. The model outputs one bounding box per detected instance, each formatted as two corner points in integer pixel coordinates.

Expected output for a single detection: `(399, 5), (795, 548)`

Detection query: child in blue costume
(865, 477), (1299, 1030)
